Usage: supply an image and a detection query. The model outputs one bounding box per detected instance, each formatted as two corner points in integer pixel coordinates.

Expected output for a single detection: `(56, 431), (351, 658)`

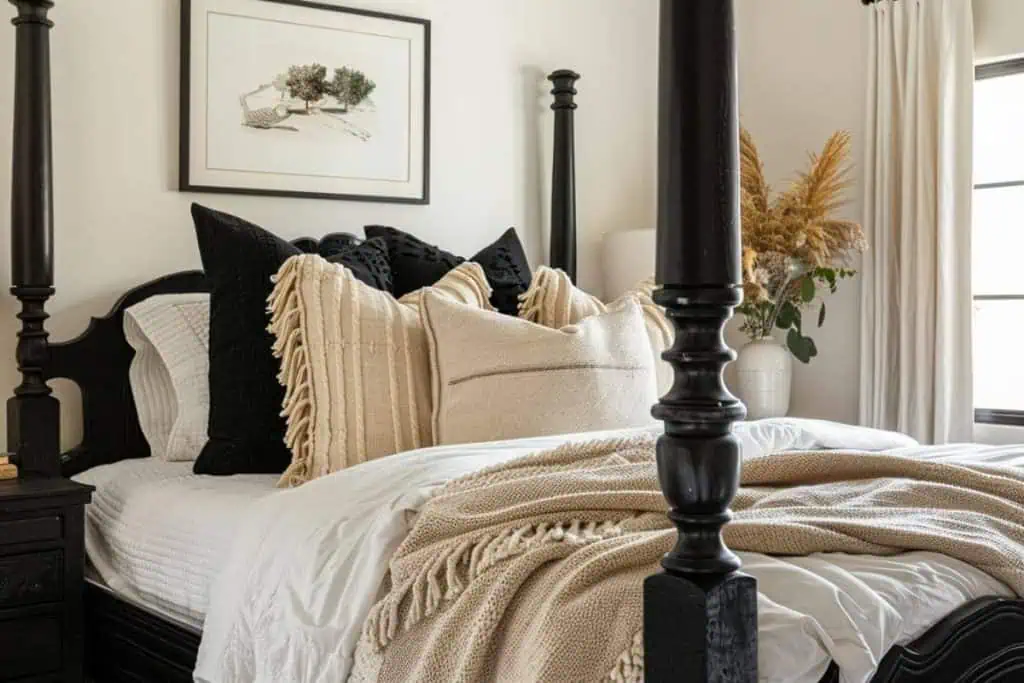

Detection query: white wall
(975, 0), (1024, 62)
(0, 0), (659, 449)
(731, 0), (869, 424)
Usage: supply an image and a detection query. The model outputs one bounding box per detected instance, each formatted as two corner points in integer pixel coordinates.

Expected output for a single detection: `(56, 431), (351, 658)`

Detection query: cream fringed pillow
(423, 291), (658, 446)
(518, 266), (674, 394)
(268, 255), (493, 486)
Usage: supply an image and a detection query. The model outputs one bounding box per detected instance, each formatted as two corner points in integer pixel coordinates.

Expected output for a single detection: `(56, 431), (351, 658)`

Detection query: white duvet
(183, 419), (1019, 683)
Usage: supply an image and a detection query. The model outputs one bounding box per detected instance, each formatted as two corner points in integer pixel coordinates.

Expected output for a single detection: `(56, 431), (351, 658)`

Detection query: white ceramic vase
(734, 337), (792, 420)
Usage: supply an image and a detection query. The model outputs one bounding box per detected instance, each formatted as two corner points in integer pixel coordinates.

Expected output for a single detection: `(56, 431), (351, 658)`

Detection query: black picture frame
(179, 0), (431, 204)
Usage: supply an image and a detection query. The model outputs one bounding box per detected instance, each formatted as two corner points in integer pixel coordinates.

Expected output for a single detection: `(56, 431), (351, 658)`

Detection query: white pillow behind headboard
(601, 229), (656, 299)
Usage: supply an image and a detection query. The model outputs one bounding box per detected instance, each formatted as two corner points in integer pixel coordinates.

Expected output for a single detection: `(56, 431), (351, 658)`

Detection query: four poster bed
(6, 1), (1024, 682)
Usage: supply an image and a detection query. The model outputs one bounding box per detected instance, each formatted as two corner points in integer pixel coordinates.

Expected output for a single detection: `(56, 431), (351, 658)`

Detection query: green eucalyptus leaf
(818, 302), (826, 327)
(776, 301), (796, 329)
(786, 329), (818, 364)
(800, 277), (815, 303)
(786, 329), (811, 363)
(818, 268), (837, 290)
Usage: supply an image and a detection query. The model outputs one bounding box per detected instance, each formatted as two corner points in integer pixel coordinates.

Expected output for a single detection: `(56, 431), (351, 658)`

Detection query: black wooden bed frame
(7, 1), (1024, 682)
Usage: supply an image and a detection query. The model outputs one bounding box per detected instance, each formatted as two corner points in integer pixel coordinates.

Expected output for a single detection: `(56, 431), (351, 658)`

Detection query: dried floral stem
(738, 127), (867, 362)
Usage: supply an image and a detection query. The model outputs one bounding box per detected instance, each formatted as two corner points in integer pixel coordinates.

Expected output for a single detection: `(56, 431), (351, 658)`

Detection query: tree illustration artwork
(242, 62), (376, 141)
(329, 67), (376, 112)
(286, 63), (328, 112)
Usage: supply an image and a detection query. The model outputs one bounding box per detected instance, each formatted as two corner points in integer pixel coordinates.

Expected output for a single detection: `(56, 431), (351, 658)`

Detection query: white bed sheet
(70, 417), (891, 633)
(73, 459), (279, 630)
(189, 419), (1017, 683)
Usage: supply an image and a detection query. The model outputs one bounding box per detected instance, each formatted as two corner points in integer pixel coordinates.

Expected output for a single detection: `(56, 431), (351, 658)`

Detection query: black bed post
(644, 1), (757, 682)
(7, 0), (60, 478)
(548, 69), (579, 282)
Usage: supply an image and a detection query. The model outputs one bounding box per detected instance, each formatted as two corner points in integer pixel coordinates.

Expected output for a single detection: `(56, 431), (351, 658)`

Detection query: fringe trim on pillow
(518, 265), (606, 328)
(267, 254), (316, 488)
(361, 517), (630, 651)
(517, 266), (567, 325)
(607, 630), (644, 683)
(443, 261), (496, 310)
(398, 261), (496, 311)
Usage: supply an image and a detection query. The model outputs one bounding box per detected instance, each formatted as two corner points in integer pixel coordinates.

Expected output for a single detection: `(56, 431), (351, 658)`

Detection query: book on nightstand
(0, 454), (17, 480)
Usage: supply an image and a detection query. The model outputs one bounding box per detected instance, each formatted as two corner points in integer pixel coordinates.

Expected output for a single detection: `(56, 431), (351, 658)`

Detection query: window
(974, 58), (1024, 426)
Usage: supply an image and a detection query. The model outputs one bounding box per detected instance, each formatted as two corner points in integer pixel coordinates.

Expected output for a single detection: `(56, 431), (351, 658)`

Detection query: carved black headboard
(48, 271), (208, 477)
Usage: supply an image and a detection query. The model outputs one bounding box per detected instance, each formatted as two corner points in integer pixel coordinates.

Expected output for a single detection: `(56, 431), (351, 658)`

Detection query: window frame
(973, 58), (1024, 425)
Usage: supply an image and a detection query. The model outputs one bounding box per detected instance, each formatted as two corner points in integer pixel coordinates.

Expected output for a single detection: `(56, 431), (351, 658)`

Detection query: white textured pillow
(268, 255), (494, 487)
(423, 292), (659, 446)
(124, 293), (210, 462)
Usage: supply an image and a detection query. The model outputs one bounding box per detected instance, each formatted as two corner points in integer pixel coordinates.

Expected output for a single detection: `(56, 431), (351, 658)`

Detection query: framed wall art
(180, 0), (430, 203)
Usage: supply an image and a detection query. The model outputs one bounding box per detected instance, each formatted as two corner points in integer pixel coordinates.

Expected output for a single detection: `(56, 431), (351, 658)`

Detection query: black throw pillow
(324, 236), (392, 292)
(363, 225), (531, 315)
(469, 227), (532, 316)
(189, 204), (390, 475)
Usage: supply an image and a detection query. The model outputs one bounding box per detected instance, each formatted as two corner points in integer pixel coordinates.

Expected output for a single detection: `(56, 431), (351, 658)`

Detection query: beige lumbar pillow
(269, 254), (493, 486)
(518, 266), (674, 394)
(423, 290), (658, 446)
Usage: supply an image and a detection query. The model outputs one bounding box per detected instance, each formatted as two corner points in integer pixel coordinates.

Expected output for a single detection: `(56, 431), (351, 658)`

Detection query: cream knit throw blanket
(348, 436), (1024, 683)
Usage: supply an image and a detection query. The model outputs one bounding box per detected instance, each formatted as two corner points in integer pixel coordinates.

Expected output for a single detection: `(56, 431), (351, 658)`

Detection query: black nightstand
(0, 477), (93, 682)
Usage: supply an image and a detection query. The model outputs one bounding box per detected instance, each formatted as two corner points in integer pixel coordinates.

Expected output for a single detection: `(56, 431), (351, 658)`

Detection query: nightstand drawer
(0, 613), (61, 678)
(0, 550), (62, 609)
(0, 515), (62, 546)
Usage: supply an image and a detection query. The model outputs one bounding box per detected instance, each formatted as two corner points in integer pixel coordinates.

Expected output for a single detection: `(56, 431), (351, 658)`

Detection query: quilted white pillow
(124, 293), (210, 462)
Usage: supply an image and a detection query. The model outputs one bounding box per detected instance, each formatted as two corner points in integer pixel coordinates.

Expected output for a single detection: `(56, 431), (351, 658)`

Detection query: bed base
(84, 582), (199, 683)
(874, 597), (1024, 682)
(80, 584), (1024, 683)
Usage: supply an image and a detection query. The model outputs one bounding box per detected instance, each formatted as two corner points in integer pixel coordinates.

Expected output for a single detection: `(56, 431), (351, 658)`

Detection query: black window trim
(975, 179), (1024, 191)
(973, 58), (1024, 426)
(976, 57), (1024, 81)
(975, 409), (1024, 427)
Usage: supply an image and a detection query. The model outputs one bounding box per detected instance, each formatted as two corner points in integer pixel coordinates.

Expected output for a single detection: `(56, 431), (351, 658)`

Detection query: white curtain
(858, 0), (975, 444)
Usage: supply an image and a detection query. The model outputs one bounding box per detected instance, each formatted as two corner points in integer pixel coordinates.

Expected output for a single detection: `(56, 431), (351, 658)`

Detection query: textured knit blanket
(347, 435), (1024, 683)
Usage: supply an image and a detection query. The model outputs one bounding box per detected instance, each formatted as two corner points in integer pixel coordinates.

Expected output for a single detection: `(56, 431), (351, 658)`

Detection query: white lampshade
(601, 228), (656, 299)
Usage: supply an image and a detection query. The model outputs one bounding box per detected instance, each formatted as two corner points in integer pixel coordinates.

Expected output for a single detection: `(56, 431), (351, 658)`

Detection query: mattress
(72, 421), (1017, 683)
(72, 459), (279, 630)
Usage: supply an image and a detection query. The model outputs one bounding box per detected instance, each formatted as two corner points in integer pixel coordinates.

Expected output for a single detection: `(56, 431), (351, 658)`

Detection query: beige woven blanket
(348, 435), (1024, 683)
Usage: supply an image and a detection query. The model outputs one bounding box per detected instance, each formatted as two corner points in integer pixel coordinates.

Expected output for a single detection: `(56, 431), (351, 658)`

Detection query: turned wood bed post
(644, 1), (757, 681)
(7, 0), (59, 477)
(548, 69), (579, 281)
